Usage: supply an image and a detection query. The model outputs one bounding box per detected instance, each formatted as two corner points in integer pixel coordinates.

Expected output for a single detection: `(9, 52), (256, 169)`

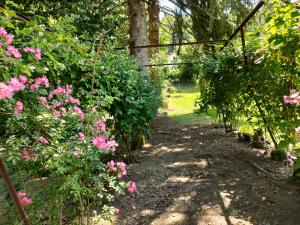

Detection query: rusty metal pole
(220, 1), (265, 51)
(240, 27), (247, 66)
(0, 158), (30, 225)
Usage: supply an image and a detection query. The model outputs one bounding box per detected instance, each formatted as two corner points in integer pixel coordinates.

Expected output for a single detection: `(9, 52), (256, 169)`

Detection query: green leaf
(4, 9), (17, 18)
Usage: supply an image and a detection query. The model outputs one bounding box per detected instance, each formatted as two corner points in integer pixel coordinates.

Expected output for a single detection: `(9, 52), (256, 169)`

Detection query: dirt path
(116, 115), (300, 225)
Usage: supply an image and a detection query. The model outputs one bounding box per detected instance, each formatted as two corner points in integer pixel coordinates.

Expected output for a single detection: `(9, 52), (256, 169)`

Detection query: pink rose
(38, 136), (49, 145)
(14, 101), (24, 116)
(128, 181), (137, 193)
(17, 192), (32, 207)
(114, 208), (120, 216)
(0, 82), (13, 99)
(78, 132), (85, 141)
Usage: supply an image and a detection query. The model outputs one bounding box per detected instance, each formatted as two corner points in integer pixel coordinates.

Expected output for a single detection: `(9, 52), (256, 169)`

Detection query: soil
(116, 115), (300, 225)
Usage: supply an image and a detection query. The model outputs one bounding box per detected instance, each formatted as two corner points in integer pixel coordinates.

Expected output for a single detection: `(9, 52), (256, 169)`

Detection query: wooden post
(0, 158), (30, 225)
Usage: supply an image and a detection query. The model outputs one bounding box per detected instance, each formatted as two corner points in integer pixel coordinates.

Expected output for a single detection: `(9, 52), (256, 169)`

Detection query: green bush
(83, 51), (161, 156)
(0, 7), (160, 153)
(0, 6), (159, 224)
(196, 0), (300, 166)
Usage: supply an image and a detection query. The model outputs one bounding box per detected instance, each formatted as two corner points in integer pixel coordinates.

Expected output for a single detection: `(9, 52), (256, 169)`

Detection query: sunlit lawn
(160, 84), (255, 133)
(160, 84), (217, 125)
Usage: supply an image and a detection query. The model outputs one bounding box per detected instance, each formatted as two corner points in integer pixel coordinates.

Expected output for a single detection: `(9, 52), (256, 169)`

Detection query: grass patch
(160, 84), (217, 125)
(237, 118), (255, 134)
(160, 84), (256, 133)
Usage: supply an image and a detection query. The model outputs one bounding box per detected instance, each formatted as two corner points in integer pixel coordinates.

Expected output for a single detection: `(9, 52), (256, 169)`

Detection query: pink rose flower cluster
(14, 101), (24, 116)
(9, 76), (27, 92)
(0, 75), (27, 100)
(107, 160), (137, 193)
(73, 106), (85, 120)
(0, 27), (42, 60)
(30, 77), (82, 119)
(89, 118), (107, 135)
(92, 136), (118, 151)
(0, 82), (13, 99)
(17, 192), (32, 207)
(6, 45), (21, 58)
(283, 90), (300, 105)
(107, 160), (127, 178)
(40, 84), (84, 119)
(0, 75), (51, 116)
(21, 148), (37, 161)
(91, 119), (118, 151)
(23, 47), (42, 60)
(95, 119), (106, 132)
(127, 181), (137, 193)
(29, 76), (50, 90)
(0, 27), (13, 45)
(38, 136), (49, 145)
(50, 85), (73, 98)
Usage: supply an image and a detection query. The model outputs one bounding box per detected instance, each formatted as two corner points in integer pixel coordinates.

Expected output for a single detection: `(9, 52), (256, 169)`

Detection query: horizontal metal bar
(0, 4), (31, 21)
(114, 40), (226, 50)
(144, 61), (201, 67)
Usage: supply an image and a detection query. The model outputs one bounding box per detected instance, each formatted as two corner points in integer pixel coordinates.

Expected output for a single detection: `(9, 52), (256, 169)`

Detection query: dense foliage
(0, 5), (159, 223)
(2, 0), (128, 43)
(174, 0), (252, 41)
(0, 7), (160, 151)
(196, 0), (300, 174)
(80, 51), (160, 157)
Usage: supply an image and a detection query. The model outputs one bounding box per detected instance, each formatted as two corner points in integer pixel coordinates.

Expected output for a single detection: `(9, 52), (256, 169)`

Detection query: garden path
(116, 114), (300, 225)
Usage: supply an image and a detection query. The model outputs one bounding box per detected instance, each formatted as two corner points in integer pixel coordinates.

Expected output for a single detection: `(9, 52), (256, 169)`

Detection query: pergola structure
(0, 1), (265, 225)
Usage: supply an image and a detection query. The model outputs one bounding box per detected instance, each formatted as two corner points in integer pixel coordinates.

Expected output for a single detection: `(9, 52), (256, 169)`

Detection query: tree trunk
(127, 0), (149, 69)
(148, 0), (160, 58)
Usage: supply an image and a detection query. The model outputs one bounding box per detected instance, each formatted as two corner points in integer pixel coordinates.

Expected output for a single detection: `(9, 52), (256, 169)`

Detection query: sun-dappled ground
(116, 115), (300, 225)
(115, 84), (300, 225)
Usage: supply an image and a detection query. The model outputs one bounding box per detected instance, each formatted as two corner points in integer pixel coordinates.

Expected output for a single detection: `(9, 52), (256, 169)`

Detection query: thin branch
(168, 0), (192, 17)
(159, 23), (173, 36)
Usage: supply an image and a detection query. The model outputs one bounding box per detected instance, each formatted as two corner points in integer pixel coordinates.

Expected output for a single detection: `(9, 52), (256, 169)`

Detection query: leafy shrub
(0, 7), (160, 154)
(196, 0), (299, 157)
(196, 50), (242, 132)
(1, 74), (130, 224)
(79, 51), (161, 157)
(0, 9), (148, 224)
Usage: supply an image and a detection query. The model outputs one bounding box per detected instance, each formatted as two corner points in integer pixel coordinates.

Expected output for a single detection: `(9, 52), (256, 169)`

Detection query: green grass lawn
(160, 84), (255, 133)
(160, 84), (217, 125)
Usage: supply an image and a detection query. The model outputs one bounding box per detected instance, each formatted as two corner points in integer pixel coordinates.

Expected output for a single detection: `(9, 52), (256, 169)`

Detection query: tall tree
(175, 0), (252, 41)
(148, 0), (160, 57)
(127, 0), (149, 68)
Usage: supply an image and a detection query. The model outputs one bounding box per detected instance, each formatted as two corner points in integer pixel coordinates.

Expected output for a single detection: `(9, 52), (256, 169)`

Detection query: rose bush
(0, 7), (160, 159)
(0, 25), (137, 224)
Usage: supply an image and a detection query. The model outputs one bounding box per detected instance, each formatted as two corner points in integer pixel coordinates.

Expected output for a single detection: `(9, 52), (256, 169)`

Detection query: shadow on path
(116, 116), (300, 225)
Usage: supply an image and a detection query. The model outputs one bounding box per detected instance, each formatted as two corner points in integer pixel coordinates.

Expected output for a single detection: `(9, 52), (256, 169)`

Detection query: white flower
(29, 66), (36, 72)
